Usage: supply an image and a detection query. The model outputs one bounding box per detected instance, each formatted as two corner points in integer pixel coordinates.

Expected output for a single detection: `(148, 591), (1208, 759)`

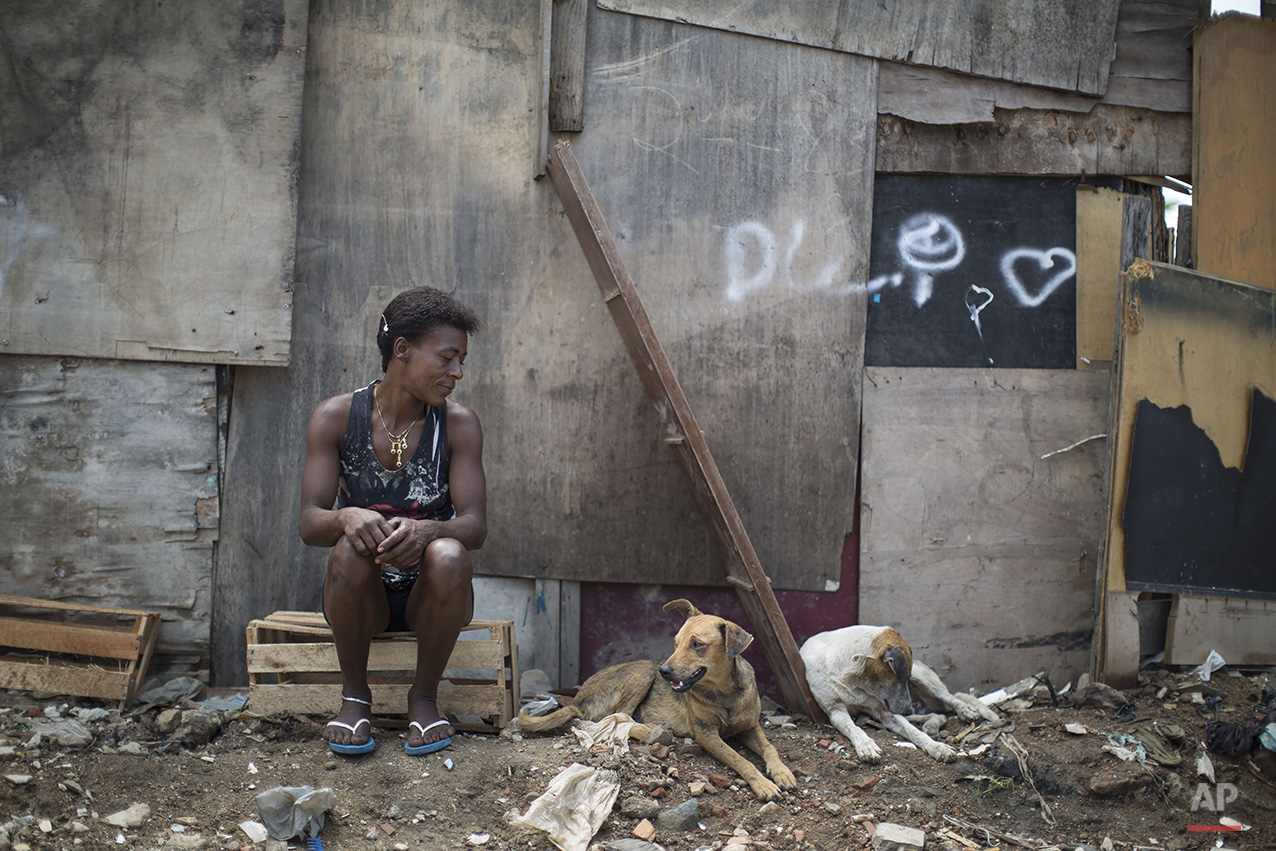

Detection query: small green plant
(960, 774), (1016, 799)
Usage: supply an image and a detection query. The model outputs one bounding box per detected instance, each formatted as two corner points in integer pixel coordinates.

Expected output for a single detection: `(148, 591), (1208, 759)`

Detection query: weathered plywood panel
(0, 356), (216, 666)
(1165, 595), (1276, 666)
(860, 367), (1109, 692)
(0, 0), (305, 365)
(876, 106), (1191, 177)
(530, 8), (873, 592)
(1192, 15), (1276, 290)
(1076, 188), (1126, 368)
(1097, 261), (1276, 681)
(876, 0), (1201, 124)
(1075, 188), (1153, 369)
(599, 0), (1119, 94)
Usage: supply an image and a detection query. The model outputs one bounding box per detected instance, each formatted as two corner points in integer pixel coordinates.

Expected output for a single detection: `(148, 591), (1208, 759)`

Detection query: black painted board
(1123, 391), (1276, 600)
(865, 175), (1101, 369)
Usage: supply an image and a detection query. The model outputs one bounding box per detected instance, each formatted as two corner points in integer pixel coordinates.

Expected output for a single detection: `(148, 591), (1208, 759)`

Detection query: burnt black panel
(1123, 390), (1276, 599)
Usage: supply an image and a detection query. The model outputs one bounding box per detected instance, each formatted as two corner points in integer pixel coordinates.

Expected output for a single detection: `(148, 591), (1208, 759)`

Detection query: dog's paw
(770, 763), (798, 791)
(924, 741), (958, 762)
(953, 695), (999, 723)
(854, 741), (884, 763)
(750, 776), (782, 801)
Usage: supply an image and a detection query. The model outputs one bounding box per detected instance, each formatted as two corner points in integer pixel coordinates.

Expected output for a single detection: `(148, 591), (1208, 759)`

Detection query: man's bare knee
(423, 539), (472, 579)
(327, 537), (380, 586)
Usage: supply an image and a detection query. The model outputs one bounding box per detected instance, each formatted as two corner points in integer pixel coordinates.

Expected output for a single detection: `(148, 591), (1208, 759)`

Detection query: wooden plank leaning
(545, 141), (822, 720)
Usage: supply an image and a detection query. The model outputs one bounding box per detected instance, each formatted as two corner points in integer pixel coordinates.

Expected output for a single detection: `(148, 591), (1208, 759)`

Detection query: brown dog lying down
(800, 625), (999, 763)
(516, 599), (797, 800)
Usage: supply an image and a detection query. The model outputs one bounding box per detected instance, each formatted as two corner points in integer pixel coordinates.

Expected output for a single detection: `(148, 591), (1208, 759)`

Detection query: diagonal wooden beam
(546, 141), (822, 719)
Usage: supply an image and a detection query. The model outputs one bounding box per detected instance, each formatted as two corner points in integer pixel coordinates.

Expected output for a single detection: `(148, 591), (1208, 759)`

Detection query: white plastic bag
(508, 763), (619, 851)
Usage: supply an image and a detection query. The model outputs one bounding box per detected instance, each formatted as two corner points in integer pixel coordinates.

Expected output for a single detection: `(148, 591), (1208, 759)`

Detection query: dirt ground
(0, 666), (1273, 851)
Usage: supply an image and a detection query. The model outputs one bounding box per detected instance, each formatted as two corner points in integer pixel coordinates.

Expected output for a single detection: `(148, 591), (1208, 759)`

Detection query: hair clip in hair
(380, 313), (390, 333)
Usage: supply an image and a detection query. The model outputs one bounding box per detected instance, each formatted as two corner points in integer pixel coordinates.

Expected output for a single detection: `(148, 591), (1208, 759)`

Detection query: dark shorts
(323, 575), (418, 633)
(384, 580), (415, 633)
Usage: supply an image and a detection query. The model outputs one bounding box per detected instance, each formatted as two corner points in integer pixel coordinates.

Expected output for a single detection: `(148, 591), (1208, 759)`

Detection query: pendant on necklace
(388, 433), (409, 467)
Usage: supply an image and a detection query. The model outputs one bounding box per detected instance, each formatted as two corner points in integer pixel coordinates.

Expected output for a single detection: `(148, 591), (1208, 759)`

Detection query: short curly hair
(376, 287), (482, 372)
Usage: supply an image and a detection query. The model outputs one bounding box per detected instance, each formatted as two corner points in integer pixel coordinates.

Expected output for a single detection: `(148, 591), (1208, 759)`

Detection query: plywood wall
(1192, 14), (1276, 290)
(0, 0), (306, 365)
(0, 357), (217, 668)
(860, 367), (1110, 691)
(599, 0), (1121, 94)
(213, 0), (877, 683)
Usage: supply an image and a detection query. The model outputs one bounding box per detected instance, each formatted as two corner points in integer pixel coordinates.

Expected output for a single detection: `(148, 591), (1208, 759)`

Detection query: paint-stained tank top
(337, 380), (453, 585)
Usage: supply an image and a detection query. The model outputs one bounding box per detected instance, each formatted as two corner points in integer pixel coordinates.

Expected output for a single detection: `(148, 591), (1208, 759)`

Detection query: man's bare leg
(404, 538), (474, 750)
(322, 537), (390, 747)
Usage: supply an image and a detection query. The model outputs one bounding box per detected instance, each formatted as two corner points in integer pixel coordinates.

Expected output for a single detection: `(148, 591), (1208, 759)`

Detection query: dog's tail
(515, 703), (584, 733)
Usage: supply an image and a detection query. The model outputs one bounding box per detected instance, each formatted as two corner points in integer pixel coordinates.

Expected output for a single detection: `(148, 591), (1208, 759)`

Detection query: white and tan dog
(800, 625), (998, 763)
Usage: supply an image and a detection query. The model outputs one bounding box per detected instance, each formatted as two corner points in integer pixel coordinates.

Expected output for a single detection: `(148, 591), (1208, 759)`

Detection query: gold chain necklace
(374, 385), (421, 468)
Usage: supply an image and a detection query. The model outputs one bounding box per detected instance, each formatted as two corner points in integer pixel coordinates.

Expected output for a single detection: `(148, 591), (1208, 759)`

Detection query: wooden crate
(0, 594), (162, 706)
(246, 612), (518, 733)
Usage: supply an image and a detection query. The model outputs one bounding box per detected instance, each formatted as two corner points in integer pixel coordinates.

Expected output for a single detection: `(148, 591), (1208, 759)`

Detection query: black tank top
(337, 380), (454, 584)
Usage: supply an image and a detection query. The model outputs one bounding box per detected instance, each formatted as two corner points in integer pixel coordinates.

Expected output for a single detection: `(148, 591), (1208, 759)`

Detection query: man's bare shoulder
(308, 392), (355, 439)
(445, 400), (482, 439)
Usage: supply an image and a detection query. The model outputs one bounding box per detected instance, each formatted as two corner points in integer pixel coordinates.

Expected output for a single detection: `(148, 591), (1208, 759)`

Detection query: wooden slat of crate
(0, 595), (162, 705)
(246, 615), (516, 731)
(0, 616), (142, 659)
(248, 637), (504, 675)
(0, 654), (140, 702)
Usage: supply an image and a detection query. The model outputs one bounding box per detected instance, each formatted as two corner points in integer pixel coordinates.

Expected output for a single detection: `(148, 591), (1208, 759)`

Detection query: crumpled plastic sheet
(26, 718), (93, 748)
(1191, 649), (1226, 682)
(253, 785), (338, 840)
(131, 676), (204, 710)
(571, 713), (651, 755)
(508, 762), (620, 851)
(1260, 722), (1276, 752)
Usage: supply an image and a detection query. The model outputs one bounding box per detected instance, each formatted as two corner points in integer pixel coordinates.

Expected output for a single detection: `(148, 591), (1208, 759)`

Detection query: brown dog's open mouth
(667, 667), (706, 693)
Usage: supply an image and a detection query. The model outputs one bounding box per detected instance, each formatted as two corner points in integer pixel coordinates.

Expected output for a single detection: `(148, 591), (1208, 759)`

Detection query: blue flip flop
(326, 717), (376, 755)
(405, 719), (452, 755)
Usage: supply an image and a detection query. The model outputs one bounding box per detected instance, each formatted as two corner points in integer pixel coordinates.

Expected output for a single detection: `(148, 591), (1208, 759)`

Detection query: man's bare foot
(405, 694), (453, 752)
(324, 693), (374, 748)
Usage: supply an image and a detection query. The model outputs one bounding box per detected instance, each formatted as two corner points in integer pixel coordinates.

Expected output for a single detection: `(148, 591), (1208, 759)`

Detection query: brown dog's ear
(721, 622), (754, 659)
(663, 599), (702, 620)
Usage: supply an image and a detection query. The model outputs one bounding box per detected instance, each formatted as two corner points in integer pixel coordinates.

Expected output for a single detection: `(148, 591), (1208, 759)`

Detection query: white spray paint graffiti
(1000, 247), (1077, 307)
(894, 213), (966, 307)
(965, 285), (994, 341)
(724, 219), (843, 303)
(858, 211), (1075, 347)
(721, 210), (1076, 323)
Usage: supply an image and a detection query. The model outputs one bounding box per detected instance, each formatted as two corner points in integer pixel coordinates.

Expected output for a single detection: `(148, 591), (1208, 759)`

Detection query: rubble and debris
(103, 803), (150, 827)
(654, 798), (698, 832)
(871, 822), (926, 851)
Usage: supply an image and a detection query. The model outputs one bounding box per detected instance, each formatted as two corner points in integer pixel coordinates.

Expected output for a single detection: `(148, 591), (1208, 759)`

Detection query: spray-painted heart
(1000, 247), (1076, 308)
(966, 284), (994, 316)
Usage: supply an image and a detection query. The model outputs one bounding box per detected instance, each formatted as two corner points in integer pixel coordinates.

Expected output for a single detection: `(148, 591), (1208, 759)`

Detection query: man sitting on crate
(298, 287), (487, 756)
